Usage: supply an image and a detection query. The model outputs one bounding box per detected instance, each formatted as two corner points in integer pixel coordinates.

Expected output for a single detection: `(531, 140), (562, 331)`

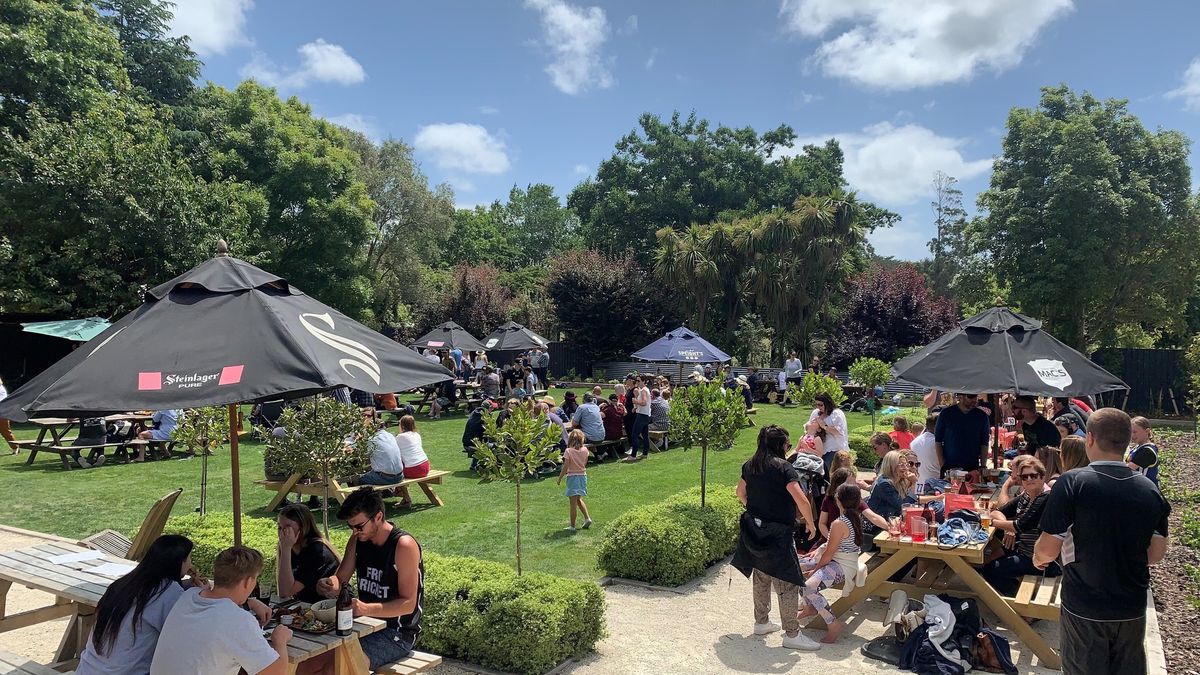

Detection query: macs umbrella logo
(1028, 359), (1072, 391)
(300, 312), (381, 385)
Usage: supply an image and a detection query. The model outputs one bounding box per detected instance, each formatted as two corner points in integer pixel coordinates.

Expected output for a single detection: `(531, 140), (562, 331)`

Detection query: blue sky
(172, 0), (1200, 260)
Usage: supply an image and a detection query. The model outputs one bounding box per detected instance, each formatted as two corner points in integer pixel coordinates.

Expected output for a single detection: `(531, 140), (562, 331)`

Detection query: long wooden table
(806, 528), (1061, 670)
(0, 542), (385, 674)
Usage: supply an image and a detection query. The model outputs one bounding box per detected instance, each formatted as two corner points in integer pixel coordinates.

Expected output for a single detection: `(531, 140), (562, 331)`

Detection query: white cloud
(778, 0), (1073, 89)
(325, 114), (380, 141)
(620, 15), (638, 35)
(1167, 57), (1200, 111)
(573, 163), (590, 175)
(790, 122), (991, 204)
(644, 47), (660, 70)
(241, 39), (365, 90)
(795, 90), (823, 106)
(868, 220), (929, 260)
(169, 0), (253, 56)
(479, 105), (500, 115)
(524, 0), (614, 95)
(448, 176), (477, 193)
(414, 123), (511, 174)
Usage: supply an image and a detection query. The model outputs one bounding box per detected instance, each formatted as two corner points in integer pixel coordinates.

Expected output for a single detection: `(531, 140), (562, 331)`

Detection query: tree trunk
(515, 480), (523, 576)
(700, 443), (708, 507)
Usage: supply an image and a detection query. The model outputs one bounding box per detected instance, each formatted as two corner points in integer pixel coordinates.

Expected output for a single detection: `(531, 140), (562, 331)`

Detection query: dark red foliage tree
(824, 263), (958, 367)
(442, 263), (511, 338)
(546, 249), (681, 368)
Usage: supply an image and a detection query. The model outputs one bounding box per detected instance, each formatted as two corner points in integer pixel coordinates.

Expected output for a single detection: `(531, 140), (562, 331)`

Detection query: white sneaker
(582, 519), (593, 529)
(753, 622), (781, 635)
(92, 455), (106, 467)
(781, 632), (821, 651)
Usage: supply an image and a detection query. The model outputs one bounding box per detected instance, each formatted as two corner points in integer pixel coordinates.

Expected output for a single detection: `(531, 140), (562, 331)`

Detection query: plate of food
(290, 607), (334, 634)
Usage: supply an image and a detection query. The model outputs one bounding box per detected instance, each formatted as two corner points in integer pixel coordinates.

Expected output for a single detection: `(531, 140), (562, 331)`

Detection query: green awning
(21, 317), (111, 342)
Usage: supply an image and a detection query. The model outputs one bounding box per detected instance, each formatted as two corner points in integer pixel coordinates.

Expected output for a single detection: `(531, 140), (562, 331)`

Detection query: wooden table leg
(0, 580), (10, 619)
(52, 604), (91, 664)
(806, 549), (917, 630)
(332, 635), (370, 675)
(26, 428), (48, 465)
(267, 474), (303, 511)
(942, 555), (1061, 670)
(418, 481), (444, 507)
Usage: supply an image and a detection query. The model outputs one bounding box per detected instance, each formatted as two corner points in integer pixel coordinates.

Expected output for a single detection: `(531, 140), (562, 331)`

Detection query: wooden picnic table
(260, 470), (450, 512)
(0, 542), (386, 674)
(23, 414), (155, 469)
(807, 526), (1061, 670)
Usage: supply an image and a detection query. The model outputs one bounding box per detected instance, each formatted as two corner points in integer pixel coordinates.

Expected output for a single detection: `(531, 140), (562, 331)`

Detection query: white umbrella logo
(300, 313), (381, 384)
(1028, 359), (1072, 391)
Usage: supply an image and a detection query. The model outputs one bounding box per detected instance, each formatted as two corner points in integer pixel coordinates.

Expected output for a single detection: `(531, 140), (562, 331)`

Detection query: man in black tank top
(313, 488), (424, 671)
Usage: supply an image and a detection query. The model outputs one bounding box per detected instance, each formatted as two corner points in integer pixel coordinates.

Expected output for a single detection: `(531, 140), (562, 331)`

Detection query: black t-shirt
(1039, 462), (1170, 621)
(741, 457), (801, 525)
(1020, 416), (1060, 454)
(291, 538), (339, 604)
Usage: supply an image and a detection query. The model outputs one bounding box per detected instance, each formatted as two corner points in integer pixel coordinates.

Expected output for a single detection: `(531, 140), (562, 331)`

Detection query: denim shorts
(360, 628), (414, 669)
(565, 474), (587, 497)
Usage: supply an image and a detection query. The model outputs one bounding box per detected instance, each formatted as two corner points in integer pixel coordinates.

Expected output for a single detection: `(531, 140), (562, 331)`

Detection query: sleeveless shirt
(354, 523), (424, 641)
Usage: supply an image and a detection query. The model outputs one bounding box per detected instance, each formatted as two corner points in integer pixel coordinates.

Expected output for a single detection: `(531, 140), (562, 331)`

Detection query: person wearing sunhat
(688, 371), (708, 385)
(560, 391), (579, 418)
(735, 375), (753, 410)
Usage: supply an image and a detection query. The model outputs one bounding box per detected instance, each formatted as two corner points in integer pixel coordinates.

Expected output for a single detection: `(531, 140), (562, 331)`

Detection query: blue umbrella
(631, 326), (731, 363)
(21, 317), (111, 342)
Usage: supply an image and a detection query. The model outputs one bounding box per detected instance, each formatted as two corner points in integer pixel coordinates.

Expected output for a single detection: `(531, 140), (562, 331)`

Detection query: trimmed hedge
(163, 514), (605, 675)
(596, 484), (741, 587)
(850, 434), (876, 470)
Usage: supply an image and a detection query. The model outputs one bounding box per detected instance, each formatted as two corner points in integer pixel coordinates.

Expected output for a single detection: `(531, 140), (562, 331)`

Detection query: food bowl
(310, 599), (337, 623)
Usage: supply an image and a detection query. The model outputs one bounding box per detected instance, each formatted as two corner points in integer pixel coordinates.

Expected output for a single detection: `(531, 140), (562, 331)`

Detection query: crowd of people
(75, 488), (423, 675)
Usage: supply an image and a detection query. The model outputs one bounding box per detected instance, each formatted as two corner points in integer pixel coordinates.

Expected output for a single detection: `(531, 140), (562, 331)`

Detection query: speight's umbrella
(22, 317), (111, 342)
(0, 245), (452, 543)
(482, 321), (549, 351)
(632, 326), (731, 364)
(891, 306), (1127, 397)
(410, 321), (486, 352)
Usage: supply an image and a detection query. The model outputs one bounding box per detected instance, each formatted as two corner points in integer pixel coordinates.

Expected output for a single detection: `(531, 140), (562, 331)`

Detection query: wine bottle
(336, 582), (353, 636)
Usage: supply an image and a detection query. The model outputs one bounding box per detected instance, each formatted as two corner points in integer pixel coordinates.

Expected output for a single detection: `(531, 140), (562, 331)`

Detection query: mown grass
(0, 396), (920, 580)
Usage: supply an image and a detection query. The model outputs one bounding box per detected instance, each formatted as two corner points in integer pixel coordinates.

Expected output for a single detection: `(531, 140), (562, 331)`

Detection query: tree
(269, 397), (371, 537)
(443, 205), (517, 268)
(495, 184), (579, 268)
(667, 382), (748, 506)
(546, 249), (681, 366)
(442, 264), (512, 338)
(788, 373), (846, 410)
(975, 85), (1199, 350)
(848, 357), (892, 430)
(926, 171), (969, 296)
(653, 225), (719, 332)
(95, 0), (201, 105)
(171, 406), (230, 515)
(824, 264), (959, 366)
(471, 405), (561, 574)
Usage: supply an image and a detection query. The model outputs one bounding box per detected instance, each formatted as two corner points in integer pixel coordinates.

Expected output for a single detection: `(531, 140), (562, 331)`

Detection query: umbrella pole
(199, 423), (208, 516)
(229, 403), (242, 547)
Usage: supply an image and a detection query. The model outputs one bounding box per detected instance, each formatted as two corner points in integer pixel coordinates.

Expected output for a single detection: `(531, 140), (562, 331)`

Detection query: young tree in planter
(668, 381), (749, 507)
(471, 405), (561, 575)
(787, 373), (847, 411)
(269, 397), (371, 537)
(849, 357), (893, 431)
(171, 407), (230, 515)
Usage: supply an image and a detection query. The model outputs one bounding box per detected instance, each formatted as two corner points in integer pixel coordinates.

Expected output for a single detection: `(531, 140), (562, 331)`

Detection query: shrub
(163, 515), (605, 675)
(788, 373), (847, 409)
(597, 484), (741, 586)
(849, 434), (877, 470)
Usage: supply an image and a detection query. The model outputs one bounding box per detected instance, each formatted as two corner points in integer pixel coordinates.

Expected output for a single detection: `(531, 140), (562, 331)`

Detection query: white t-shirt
(394, 431), (429, 468)
(784, 358), (804, 377)
(79, 580), (184, 675)
(634, 386), (652, 416)
(910, 431), (940, 486)
(807, 408), (849, 454)
(149, 587), (279, 675)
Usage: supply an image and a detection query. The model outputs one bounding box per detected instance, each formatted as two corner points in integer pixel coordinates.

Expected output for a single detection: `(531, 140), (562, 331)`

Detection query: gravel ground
(1151, 433), (1200, 674)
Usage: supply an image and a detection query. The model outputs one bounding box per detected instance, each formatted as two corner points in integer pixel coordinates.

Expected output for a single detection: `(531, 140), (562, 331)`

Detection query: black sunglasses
(348, 514), (377, 532)
(1019, 473), (1043, 481)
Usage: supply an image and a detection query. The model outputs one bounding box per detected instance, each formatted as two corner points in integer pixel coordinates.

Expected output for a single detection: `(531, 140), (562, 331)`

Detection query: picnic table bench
(585, 439), (625, 462)
(28, 439), (149, 470)
(259, 470), (450, 512)
(0, 649), (72, 675)
(374, 650), (442, 674)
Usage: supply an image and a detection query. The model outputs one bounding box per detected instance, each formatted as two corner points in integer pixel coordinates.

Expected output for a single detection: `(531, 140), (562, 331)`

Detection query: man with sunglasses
(315, 488), (424, 670)
(933, 393), (990, 475)
(1012, 395), (1059, 456)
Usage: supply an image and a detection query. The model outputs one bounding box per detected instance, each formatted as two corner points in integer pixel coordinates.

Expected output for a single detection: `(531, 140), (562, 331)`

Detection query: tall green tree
(95, 0), (201, 105)
(496, 183), (579, 267)
(926, 171), (969, 296)
(444, 205), (517, 268)
(974, 85), (1199, 349)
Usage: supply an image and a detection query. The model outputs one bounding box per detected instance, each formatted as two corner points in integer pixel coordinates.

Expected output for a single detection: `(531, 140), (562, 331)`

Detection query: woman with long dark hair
(807, 392), (848, 475)
(78, 535), (199, 675)
(797, 483), (865, 643)
(732, 425), (820, 651)
(277, 502), (340, 603)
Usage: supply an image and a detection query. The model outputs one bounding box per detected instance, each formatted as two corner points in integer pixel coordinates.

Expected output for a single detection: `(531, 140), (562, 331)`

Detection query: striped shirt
(835, 515), (861, 553)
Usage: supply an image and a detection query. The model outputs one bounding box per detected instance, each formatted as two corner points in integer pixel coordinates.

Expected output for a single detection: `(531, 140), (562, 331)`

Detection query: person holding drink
(980, 457), (1057, 596)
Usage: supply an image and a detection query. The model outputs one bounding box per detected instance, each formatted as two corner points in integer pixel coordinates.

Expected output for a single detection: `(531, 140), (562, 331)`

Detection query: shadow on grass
(542, 528), (579, 541)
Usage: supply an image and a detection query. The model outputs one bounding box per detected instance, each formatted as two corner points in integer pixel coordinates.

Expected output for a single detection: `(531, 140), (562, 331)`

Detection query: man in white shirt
(910, 412), (941, 489)
(355, 416), (405, 486)
(151, 546), (289, 675)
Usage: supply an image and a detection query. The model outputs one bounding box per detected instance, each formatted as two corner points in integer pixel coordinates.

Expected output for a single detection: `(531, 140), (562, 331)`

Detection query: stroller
(790, 451), (827, 551)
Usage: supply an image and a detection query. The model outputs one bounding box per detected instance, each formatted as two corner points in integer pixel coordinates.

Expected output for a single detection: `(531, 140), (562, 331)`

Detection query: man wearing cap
(933, 393), (991, 474)
(569, 393), (605, 444)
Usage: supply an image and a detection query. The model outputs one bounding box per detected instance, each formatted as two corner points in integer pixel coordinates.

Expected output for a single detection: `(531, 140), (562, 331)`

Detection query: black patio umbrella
(482, 321), (549, 351)
(410, 321), (486, 352)
(0, 247), (453, 542)
(891, 306), (1127, 397)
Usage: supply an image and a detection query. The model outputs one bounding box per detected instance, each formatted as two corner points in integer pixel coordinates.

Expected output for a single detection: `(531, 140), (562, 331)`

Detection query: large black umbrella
(482, 321), (548, 351)
(891, 306), (1127, 397)
(0, 249), (452, 542)
(410, 321), (486, 352)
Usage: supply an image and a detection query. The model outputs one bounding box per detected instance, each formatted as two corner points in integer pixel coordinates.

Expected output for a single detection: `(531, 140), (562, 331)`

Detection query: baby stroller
(790, 451), (826, 551)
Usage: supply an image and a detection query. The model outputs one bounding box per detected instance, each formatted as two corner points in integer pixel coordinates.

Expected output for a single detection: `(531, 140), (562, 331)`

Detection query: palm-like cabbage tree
(654, 225), (719, 331)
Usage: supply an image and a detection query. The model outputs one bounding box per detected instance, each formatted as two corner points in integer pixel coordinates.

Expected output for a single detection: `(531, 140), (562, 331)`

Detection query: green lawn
(0, 398), (920, 580)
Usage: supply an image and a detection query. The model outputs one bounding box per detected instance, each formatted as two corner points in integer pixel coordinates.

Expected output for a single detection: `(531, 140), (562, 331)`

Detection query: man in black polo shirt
(933, 393), (990, 474)
(1012, 395), (1058, 455)
(1034, 408), (1169, 675)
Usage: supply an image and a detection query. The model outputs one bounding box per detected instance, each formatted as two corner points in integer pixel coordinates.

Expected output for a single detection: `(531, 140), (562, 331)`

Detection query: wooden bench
(1007, 573), (1062, 621)
(374, 650), (442, 674)
(0, 649), (74, 675)
(648, 430), (669, 451)
(585, 439), (625, 462)
(744, 408), (758, 426)
(29, 439), (148, 470)
(259, 470), (450, 511)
